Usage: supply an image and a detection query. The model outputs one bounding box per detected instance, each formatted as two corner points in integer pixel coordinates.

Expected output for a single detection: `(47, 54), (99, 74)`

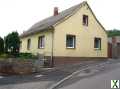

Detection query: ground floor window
(20, 41), (22, 49)
(27, 39), (31, 50)
(94, 37), (101, 49)
(66, 35), (76, 48)
(38, 36), (45, 48)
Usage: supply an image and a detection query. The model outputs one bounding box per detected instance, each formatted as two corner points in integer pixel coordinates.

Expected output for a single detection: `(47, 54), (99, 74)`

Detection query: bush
(0, 37), (4, 54)
(18, 53), (38, 59)
(0, 53), (13, 59)
(0, 53), (38, 60)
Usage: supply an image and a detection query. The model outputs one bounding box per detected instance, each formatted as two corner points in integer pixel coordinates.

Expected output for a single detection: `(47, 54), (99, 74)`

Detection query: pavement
(53, 59), (120, 89)
(0, 59), (117, 89)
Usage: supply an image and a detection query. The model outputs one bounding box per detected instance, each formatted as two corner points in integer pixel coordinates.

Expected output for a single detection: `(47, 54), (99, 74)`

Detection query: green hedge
(0, 53), (38, 60)
(18, 53), (38, 59)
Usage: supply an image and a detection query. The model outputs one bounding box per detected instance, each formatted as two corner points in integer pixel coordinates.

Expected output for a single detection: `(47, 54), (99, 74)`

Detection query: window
(83, 15), (88, 26)
(94, 38), (101, 49)
(27, 39), (31, 50)
(38, 36), (45, 48)
(66, 35), (76, 48)
(20, 41), (22, 49)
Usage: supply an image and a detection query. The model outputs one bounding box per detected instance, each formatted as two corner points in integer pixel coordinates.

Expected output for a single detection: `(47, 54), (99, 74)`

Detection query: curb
(48, 61), (111, 89)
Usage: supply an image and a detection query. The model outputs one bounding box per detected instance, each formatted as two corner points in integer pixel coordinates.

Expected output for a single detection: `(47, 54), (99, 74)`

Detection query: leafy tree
(107, 29), (120, 37)
(0, 37), (4, 54)
(5, 31), (20, 54)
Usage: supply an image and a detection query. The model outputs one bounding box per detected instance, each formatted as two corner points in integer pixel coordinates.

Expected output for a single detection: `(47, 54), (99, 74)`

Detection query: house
(20, 1), (108, 66)
(108, 36), (120, 58)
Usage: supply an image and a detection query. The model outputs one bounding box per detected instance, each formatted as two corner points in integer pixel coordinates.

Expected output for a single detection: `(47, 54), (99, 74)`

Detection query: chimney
(54, 7), (58, 16)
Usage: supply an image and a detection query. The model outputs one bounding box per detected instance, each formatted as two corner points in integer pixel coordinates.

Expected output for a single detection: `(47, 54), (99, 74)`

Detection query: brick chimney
(54, 7), (58, 16)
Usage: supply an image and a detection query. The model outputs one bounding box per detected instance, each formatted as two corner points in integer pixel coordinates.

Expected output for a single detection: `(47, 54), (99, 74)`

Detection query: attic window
(83, 15), (88, 26)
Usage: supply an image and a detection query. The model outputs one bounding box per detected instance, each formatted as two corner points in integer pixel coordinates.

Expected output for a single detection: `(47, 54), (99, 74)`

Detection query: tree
(0, 37), (4, 54)
(5, 31), (20, 54)
(107, 29), (120, 37)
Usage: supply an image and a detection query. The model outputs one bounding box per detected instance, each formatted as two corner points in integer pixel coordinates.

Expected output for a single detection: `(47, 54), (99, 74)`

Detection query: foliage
(4, 31), (20, 54)
(0, 37), (4, 54)
(18, 53), (38, 59)
(0, 53), (12, 59)
(107, 29), (120, 37)
(0, 53), (38, 60)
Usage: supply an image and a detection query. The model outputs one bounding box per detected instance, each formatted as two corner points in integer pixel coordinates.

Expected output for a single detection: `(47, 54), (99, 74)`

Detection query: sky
(0, 0), (120, 37)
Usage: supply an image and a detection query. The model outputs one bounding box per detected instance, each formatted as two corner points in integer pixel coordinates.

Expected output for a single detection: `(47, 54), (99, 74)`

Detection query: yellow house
(20, 1), (108, 65)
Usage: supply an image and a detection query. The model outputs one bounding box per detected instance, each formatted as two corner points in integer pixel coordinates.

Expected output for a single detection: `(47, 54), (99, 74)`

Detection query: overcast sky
(0, 0), (119, 37)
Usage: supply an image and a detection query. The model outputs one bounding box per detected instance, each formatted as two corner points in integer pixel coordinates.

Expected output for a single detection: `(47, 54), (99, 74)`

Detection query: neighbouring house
(20, 1), (108, 66)
(108, 36), (120, 58)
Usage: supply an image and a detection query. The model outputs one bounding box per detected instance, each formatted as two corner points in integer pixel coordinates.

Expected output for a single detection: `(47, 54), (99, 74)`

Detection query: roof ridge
(20, 1), (87, 38)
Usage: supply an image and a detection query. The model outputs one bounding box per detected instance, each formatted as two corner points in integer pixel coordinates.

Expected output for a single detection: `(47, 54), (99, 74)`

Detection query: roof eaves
(20, 26), (54, 38)
(85, 2), (107, 34)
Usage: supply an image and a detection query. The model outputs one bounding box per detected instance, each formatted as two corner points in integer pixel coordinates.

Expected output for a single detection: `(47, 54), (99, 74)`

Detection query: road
(55, 61), (120, 89)
(0, 61), (103, 89)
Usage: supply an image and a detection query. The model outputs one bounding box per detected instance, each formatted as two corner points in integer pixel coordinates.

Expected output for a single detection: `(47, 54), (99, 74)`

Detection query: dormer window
(83, 15), (88, 26)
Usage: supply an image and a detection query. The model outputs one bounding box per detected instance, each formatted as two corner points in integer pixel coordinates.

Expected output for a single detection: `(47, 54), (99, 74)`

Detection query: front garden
(0, 53), (39, 75)
(0, 31), (48, 75)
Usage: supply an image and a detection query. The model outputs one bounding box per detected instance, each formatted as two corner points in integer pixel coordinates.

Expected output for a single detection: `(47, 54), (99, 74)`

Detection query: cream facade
(53, 3), (107, 57)
(20, 30), (53, 56)
(20, 1), (108, 63)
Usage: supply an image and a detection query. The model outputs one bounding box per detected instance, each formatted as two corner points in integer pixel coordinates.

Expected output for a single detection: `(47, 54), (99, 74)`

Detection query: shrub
(0, 53), (38, 60)
(0, 37), (4, 54)
(18, 53), (38, 59)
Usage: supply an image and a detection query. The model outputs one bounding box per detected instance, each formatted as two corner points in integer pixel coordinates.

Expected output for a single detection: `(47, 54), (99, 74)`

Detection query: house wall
(20, 30), (53, 56)
(53, 3), (107, 58)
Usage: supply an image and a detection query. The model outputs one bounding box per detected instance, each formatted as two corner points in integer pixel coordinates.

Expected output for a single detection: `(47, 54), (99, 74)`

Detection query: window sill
(38, 47), (44, 49)
(66, 47), (75, 49)
(94, 48), (101, 50)
(83, 24), (88, 27)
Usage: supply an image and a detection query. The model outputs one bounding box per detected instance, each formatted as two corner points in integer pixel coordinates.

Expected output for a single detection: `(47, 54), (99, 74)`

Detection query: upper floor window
(83, 15), (88, 26)
(27, 39), (31, 50)
(66, 35), (76, 48)
(94, 38), (101, 49)
(38, 36), (45, 48)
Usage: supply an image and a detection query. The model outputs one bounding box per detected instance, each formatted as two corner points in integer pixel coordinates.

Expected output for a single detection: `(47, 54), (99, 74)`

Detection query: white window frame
(94, 38), (101, 50)
(66, 35), (76, 48)
(38, 36), (45, 49)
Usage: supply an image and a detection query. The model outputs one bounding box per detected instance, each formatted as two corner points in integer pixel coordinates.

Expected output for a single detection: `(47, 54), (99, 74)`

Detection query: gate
(108, 43), (112, 58)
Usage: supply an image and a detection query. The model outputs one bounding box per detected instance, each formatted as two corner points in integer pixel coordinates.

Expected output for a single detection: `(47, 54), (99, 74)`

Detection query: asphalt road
(55, 61), (120, 89)
(0, 61), (103, 89)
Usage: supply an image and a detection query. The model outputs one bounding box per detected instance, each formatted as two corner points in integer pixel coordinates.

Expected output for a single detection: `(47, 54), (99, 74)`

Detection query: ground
(54, 59), (120, 89)
(0, 59), (119, 89)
